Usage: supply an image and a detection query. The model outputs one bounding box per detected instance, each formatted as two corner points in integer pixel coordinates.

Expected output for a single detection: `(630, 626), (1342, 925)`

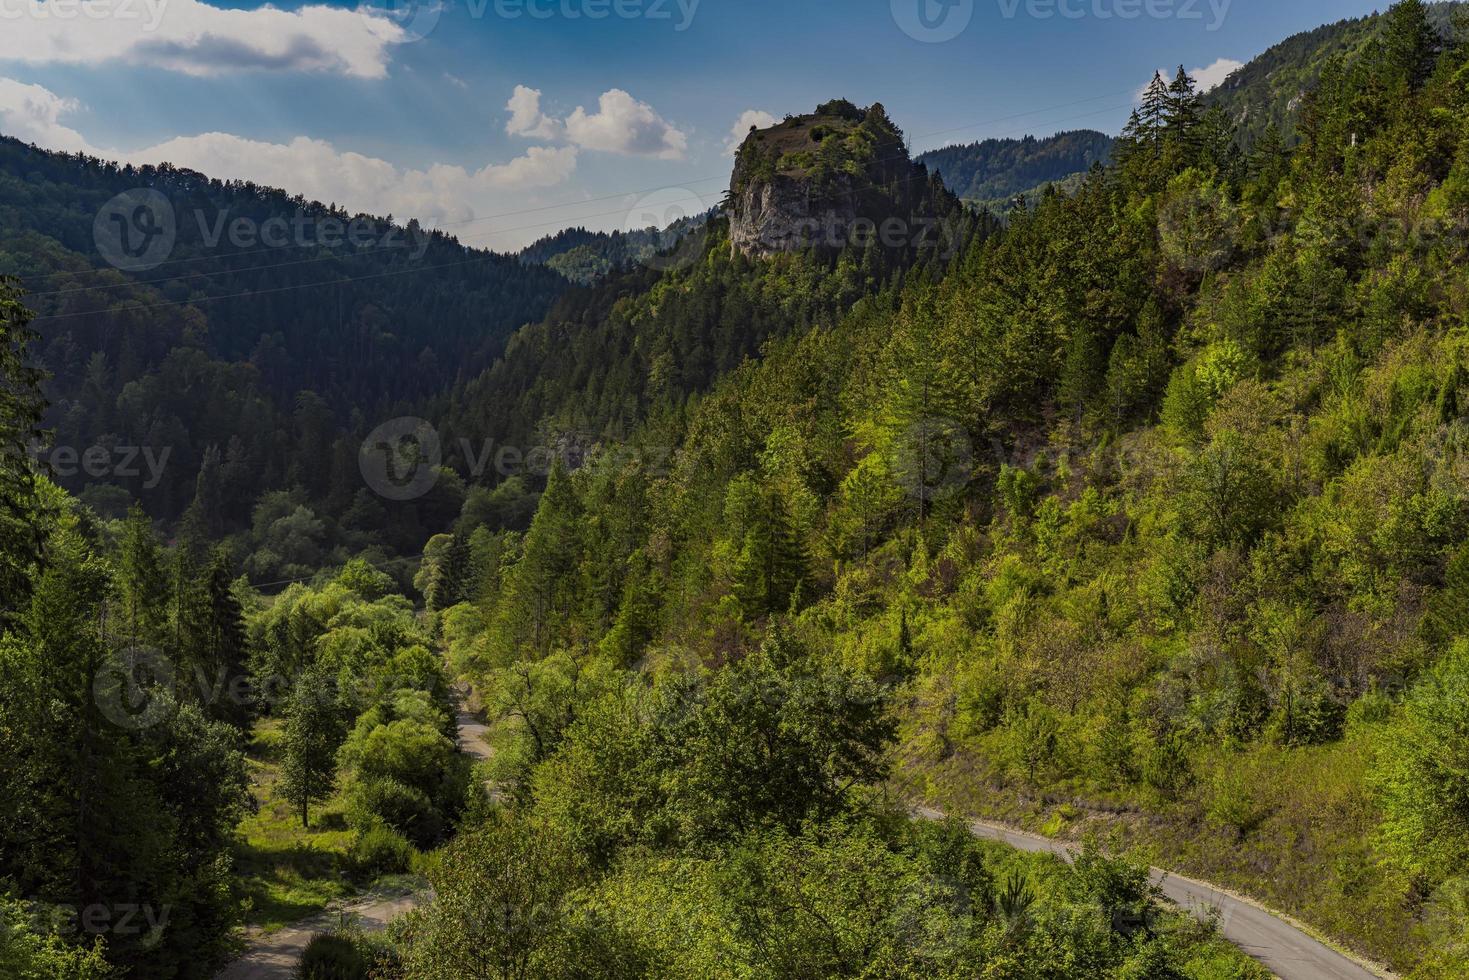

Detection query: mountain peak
(726, 101), (949, 258)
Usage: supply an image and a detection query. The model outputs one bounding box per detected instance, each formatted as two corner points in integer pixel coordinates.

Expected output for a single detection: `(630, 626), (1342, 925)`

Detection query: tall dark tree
(0, 277), (45, 625)
(1382, 0), (1438, 91)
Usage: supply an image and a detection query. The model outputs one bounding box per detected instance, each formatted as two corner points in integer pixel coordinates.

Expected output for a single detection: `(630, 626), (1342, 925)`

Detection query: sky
(0, 0), (1383, 251)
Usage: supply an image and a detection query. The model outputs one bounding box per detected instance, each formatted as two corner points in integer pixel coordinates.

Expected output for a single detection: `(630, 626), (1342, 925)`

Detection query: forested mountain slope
(404, 3), (1469, 976)
(1203, 1), (1462, 147)
(7, 2), (1469, 977)
(0, 136), (569, 572)
(917, 130), (1115, 203)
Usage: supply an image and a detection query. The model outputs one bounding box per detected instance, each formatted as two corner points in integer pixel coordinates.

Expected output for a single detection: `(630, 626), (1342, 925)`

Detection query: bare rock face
(727, 100), (956, 259)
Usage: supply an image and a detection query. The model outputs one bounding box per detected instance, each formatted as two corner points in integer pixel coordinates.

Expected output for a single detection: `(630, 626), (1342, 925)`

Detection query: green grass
(903, 725), (1416, 974)
(232, 719), (357, 932)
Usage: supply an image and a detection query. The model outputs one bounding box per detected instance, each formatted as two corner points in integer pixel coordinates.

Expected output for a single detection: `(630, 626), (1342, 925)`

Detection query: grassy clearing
(232, 719), (357, 933)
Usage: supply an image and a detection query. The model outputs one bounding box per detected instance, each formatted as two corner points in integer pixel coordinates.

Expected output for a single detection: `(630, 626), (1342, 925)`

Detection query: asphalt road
(913, 806), (1389, 980)
(217, 700), (1387, 980)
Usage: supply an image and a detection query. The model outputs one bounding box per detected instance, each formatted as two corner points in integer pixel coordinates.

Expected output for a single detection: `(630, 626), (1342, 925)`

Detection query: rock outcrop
(727, 100), (960, 259)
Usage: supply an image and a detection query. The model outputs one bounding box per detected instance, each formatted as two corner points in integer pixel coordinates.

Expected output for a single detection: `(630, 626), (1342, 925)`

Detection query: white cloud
(1192, 58), (1245, 93)
(0, 77), (582, 249)
(0, 76), (92, 152)
(0, 0), (406, 78)
(1140, 59), (1245, 99)
(725, 109), (776, 154)
(505, 85), (563, 141)
(562, 89), (687, 160)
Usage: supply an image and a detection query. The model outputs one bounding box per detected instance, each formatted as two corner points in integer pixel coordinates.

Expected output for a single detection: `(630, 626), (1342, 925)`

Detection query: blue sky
(0, 0), (1379, 249)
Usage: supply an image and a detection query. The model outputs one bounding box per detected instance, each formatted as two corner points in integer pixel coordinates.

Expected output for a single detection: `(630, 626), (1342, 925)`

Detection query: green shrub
(349, 825), (416, 878)
(345, 777), (442, 848)
(295, 933), (369, 980)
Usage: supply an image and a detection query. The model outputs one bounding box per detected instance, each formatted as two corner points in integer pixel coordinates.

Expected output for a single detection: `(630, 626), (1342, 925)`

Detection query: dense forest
(0, 138), (567, 575)
(6, 0), (1469, 977)
(916, 130), (1115, 205)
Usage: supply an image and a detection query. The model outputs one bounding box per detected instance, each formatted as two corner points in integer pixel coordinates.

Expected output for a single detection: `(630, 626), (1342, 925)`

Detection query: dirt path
(215, 693), (491, 980)
(913, 806), (1393, 980)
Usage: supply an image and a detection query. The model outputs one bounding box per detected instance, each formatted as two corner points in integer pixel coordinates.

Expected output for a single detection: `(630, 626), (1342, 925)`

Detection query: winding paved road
(217, 701), (1387, 980)
(913, 806), (1389, 980)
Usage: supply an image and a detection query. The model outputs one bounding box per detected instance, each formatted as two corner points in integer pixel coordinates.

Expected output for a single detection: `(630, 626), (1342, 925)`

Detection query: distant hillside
(917, 130), (1113, 203)
(1204, 2), (1461, 147)
(0, 132), (568, 548)
(519, 219), (708, 284)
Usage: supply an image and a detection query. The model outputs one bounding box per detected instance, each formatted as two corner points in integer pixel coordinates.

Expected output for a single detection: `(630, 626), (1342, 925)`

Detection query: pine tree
(1382, 0), (1438, 91)
(116, 503), (169, 647)
(202, 549), (248, 725)
(0, 277), (45, 625)
(1165, 66), (1202, 154)
(495, 463), (583, 657)
(1138, 72), (1171, 146)
(430, 530), (473, 611)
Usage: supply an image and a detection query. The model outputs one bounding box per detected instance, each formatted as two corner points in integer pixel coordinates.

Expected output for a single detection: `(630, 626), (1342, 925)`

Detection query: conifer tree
(0, 277), (45, 625)
(1165, 66), (1202, 153)
(116, 503), (169, 646)
(1382, 0), (1438, 91)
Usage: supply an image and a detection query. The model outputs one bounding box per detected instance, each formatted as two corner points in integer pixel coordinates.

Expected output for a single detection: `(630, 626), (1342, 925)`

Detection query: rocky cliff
(727, 100), (961, 259)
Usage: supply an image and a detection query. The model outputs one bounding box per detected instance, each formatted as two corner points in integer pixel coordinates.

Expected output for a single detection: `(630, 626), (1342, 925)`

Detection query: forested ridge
(5, 1), (1469, 977)
(916, 130), (1115, 205)
(0, 135), (567, 575)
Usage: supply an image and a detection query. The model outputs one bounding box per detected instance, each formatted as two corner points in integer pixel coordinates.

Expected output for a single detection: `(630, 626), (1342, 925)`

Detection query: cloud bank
(0, 0), (406, 78)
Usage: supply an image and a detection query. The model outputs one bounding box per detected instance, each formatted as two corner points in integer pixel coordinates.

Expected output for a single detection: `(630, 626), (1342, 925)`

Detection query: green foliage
(281, 668), (349, 828)
(0, 276), (45, 623)
(0, 895), (112, 979)
(1374, 643), (1469, 882)
(348, 825), (417, 878)
(295, 932), (372, 980)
